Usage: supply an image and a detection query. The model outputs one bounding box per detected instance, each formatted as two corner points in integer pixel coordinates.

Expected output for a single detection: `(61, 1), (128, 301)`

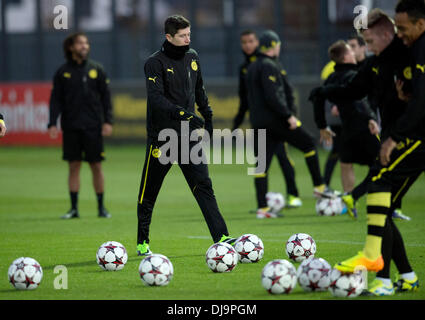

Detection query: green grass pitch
(0, 145), (424, 300)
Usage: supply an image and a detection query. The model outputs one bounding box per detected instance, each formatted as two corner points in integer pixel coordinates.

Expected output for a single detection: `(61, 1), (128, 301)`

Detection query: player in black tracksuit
(136, 15), (234, 255)
(315, 6), (424, 293)
(246, 30), (327, 219)
(48, 32), (113, 219)
(232, 31), (301, 210)
(312, 40), (380, 219)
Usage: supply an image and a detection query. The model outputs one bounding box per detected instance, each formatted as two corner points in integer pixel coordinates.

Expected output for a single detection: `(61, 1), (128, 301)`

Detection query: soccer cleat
(61, 209), (80, 219)
(314, 186), (339, 199)
(362, 279), (395, 296)
(256, 207), (278, 219)
(341, 193), (358, 219)
(98, 208), (111, 218)
(286, 195), (303, 208)
(394, 274), (419, 292)
(219, 235), (237, 246)
(335, 251), (384, 273)
(137, 241), (152, 257)
(392, 209), (411, 221)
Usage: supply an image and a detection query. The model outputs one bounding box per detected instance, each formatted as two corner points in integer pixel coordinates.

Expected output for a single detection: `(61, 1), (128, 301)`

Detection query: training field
(0, 145), (424, 301)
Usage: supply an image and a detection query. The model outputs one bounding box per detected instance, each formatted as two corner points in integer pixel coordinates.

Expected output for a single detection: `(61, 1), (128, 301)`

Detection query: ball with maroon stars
(8, 257), (43, 290)
(261, 259), (297, 294)
(285, 233), (317, 262)
(233, 234), (264, 263)
(296, 257), (332, 292)
(328, 268), (365, 298)
(139, 254), (174, 286)
(316, 197), (346, 216)
(96, 241), (128, 271)
(205, 242), (238, 273)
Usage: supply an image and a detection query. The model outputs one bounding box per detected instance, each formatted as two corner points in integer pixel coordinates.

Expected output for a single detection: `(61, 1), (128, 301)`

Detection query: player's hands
(0, 120), (6, 138)
(174, 106), (205, 130)
(368, 119), (380, 136)
(331, 105), (340, 117)
(320, 127), (336, 147)
(102, 123), (113, 137)
(48, 126), (59, 139)
(380, 137), (397, 166)
(395, 80), (411, 102)
(287, 116), (299, 130)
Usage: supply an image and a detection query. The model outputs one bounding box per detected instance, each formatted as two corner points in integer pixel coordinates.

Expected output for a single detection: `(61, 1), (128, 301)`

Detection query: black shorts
(62, 129), (105, 163)
(340, 132), (380, 165)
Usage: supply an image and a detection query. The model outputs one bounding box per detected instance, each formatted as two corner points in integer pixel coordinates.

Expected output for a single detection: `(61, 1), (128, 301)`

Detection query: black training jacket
(246, 53), (292, 129)
(48, 59), (113, 131)
(321, 37), (410, 140)
(314, 63), (376, 140)
(391, 31), (425, 142)
(144, 41), (212, 138)
(233, 51), (296, 130)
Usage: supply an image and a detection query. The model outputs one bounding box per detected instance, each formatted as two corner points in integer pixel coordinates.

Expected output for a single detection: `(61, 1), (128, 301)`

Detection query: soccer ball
(139, 254), (174, 286)
(96, 241), (128, 271)
(296, 257), (332, 292)
(233, 234), (264, 263)
(286, 233), (316, 262)
(316, 197), (346, 216)
(8, 257), (43, 290)
(261, 259), (297, 294)
(206, 242), (238, 272)
(266, 192), (285, 213)
(328, 268), (365, 298)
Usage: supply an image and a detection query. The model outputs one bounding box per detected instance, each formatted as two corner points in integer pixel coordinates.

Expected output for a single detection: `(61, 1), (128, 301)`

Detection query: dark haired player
(48, 32), (113, 219)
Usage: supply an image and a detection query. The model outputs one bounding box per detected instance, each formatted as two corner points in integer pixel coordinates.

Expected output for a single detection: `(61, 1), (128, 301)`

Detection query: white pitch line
(187, 236), (425, 248)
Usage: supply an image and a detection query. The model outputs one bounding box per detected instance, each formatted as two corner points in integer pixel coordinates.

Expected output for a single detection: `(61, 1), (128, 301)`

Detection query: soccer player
(136, 15), (235, 256)
(246, 30), (329, 219)
(312, 40), (380, 219)
(313, 5), (424, 295)
(232, 30), (301, 210)
(347, 33), (368, 67)
(0, 113), (6, 138)
(48, 32), (114, 219)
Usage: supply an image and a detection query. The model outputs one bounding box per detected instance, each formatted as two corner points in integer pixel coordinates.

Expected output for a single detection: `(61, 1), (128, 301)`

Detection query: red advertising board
(0, 83), (62, 146)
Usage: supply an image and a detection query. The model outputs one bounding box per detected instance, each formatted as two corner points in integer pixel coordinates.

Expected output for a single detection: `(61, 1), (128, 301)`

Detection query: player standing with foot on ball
(48, 32), (114, 219)
(136, 15), (235, 256)
(334, 0), (425, 295)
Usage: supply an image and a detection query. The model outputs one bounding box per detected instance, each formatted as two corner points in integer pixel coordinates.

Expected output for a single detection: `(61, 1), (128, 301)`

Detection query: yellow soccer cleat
(335, 251), (384, 273)
(394, 274), (419, 293)
(363, 278), (395, 296)
(341, 193), (358, 219)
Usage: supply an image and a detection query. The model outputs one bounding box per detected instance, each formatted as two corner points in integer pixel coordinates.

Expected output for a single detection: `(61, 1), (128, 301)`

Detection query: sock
(401, 272), (416, 281)
(364, 191), (391, 260)
(375, 277), (392, 287)
(70, 192), (78, 210)
(254, 174), (268, 208)
(96, 193), (104, 211)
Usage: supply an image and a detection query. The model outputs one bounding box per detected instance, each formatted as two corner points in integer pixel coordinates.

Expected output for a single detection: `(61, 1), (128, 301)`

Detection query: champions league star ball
(139, 254), (174, 286)
(8, 257), (43, 290)
(296, 257), (332, 292)
(286, 233), (317, 262)
(328, 268), (365, 298)
(316, 197), (346, 216)
(206, 242), (238, 272)
(96, 241), (128, 271)
(261, 259), (297, 294)
(266, 192), (285, 213)
(233, 234), (264, 263)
